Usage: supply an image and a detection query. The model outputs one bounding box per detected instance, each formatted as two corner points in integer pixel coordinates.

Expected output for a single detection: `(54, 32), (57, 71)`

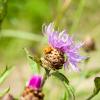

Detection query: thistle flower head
(43, 23), (85, 71)
(21, 75), (44, 100)
(27, 75), (42, 90)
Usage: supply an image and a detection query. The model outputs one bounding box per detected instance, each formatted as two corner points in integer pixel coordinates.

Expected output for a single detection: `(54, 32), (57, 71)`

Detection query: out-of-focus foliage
(0, 0), (100, 100)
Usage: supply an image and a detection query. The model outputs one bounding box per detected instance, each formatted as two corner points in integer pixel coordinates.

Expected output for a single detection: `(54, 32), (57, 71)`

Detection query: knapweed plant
(21, 22), (86, 100)
(0, 23), (100, 100)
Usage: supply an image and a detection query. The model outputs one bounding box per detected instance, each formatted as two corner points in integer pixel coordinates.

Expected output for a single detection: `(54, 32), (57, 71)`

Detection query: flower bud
(20, 75), (44, 100)
(27, 75), (42, 90)
(20, 87), (44, 100)
(83, 36), (95, 52)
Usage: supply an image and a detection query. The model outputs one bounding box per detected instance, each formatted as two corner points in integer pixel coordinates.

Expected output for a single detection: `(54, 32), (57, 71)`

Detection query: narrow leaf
(87, 77), (100, 100)
(51, 71), (75, 100)
(0, 87), (10, 97)
(51, 71), (69, 84)
(85, 69), (100, 78)
(94, 77), (100, 92)
(24, 48), (40, 74)
(0, 66), (13, 84)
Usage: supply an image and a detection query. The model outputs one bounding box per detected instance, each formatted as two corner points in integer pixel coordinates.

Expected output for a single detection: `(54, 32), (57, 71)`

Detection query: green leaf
(51, 71), (69, 85)
(24, 48), (40, 74)
(0, 87), (10, 97)
(0, 66), (13, 84)
(84, 69), (100, 78)
(51, 71), (75, 100)
(28, 56), (40, 74)
(87, 77), (100, 100)
(94, 77), (100, 92)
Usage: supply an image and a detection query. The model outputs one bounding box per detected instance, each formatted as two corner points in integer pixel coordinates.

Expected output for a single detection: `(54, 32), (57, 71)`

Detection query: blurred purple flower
(43, 23), (85, 71)
(27, 75), (42, 89)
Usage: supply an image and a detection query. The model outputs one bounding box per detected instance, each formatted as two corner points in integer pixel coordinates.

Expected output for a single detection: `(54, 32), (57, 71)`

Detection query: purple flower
(43, 23), (85, 71)
(27, 75), (42, 89)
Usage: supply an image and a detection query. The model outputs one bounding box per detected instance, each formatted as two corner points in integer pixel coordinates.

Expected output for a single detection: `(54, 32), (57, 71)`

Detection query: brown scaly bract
(41, 46), (65, 70)
(20, 87), (44, 100)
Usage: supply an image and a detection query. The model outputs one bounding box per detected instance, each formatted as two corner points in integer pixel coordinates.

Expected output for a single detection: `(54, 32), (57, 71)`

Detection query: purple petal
(69, 60), (80, 72)
(67, 52), (85, 62)
(70, 42), (84, 52)
(43, 23), (54, 36)
(27, 75), (42, 89)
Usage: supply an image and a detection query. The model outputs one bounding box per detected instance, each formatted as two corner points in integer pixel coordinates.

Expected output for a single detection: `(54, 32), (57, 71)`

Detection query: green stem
(63, 83), (75, 100)
(55, 0), (71, 27)
(41, 68), (50, 87)
(70, 0), (85, 34)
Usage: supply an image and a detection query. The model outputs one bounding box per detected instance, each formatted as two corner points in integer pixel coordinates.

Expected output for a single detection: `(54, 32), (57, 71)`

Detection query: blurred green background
(0, 0), (100, 100)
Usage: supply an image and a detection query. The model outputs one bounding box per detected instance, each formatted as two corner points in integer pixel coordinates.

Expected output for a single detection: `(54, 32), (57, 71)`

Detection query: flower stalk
(41, 68), (50, 87)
